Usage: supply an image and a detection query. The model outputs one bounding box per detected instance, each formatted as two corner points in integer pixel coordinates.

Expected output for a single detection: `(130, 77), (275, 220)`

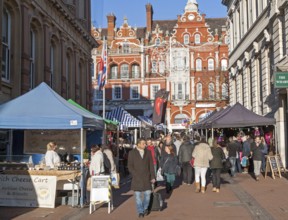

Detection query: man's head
(137, 138), (146, 150)
(255, 136), (261, 144)
(146, 138), (152, 146)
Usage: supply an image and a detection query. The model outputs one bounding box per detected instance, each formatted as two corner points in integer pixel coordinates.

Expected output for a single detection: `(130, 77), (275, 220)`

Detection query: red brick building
(91, 0), (229, 132)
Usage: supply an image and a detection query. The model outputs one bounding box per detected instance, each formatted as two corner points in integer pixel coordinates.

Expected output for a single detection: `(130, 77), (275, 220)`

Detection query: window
(122, 42), (130, 53)
(155, 38), (160, 46)
(221, 59), (228, 71)
(209, 83), (215, 99)
(177, 83), (183, 99)
(132, 64), (140, 78)
(196, 83), (202, 100)
(174, 114), (188, 124)
(110, 65), (118, 79)
(159, 60), (165, 74)
(130, 85), (140, 99)
(184, 34), (189, 45)
(224, 35), (229, 44)
(196, 59), (202, 71)
(2, 8), (10, 82)
(120, 64), (129, 79)
(150, 84), (160, 100)
(65, 54), (71, 97)
(222, 83), (228, 99)
(94, 87), (103, 100)
(152, 60), (157, 73)
(113, 85), (122, 100)
(208, 58), (214, 71)
(195, 34), (200, 44)
(30, 29), (36, 89)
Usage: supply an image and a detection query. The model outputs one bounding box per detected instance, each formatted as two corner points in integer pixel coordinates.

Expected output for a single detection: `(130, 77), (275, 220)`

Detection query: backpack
(103, 152), (111, 172)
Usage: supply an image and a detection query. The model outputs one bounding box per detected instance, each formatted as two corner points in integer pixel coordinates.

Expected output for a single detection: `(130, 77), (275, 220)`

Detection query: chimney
(107, 13), (116, 42)
(146, 3), (153, 33)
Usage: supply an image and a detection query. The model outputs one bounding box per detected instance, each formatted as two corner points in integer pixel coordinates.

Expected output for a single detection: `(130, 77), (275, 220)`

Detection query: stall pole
(134, 128), (137, 145)
(212, 128), (214, 140)
(205, 129), (208, 142)
(274, 125), (278, 154)
(116, 125), (120, 170)
(80, 128), (84, 207)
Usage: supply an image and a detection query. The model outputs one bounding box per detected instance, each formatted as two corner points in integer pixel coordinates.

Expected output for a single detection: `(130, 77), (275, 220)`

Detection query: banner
(152, 89), (169, 125)
(98, 40), (107, 90)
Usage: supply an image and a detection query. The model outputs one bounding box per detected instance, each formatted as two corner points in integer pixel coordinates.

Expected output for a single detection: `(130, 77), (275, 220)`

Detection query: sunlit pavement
(1, 172), (288, 220)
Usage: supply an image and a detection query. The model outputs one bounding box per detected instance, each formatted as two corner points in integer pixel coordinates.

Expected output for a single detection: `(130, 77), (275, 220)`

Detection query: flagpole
(102, 37), (107, 145)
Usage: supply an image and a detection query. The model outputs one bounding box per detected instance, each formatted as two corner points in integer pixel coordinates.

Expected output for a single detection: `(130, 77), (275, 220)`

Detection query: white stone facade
(222, 0), (288, 167)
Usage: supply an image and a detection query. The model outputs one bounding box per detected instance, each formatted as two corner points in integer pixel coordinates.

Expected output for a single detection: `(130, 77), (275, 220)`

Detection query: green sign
(275, 72), (288, 88)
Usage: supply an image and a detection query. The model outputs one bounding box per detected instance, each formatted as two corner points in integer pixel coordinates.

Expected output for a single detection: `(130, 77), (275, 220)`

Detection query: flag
(152, 89), (170, 125)
(98, 41), (107, 90)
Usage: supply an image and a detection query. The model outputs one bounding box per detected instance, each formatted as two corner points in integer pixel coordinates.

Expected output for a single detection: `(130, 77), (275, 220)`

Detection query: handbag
(223, 158), (232, 169)
(189, 157), (195, 167)
(111, 172), (120, 188)
(156, 168), (165, 181)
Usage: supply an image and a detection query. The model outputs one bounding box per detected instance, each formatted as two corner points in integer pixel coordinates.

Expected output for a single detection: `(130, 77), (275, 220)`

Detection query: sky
(91, 0), (227, 28)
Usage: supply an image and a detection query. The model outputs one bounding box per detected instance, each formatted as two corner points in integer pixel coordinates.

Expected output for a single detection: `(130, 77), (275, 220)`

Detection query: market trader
(45, 142), (61, 169)
(128, 138), (156, 218)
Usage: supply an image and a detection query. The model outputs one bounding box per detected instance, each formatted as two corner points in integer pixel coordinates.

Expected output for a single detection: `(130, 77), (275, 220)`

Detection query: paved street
(1, 172), (288, 220)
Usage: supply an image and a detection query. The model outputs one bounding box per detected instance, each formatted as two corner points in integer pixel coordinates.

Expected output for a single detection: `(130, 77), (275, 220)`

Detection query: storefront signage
(0, 175), (57, 208)
(275, 72), (288, 88)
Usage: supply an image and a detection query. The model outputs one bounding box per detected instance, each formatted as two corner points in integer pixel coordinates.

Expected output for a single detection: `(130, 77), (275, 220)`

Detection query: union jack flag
(98, 41), (107, 90)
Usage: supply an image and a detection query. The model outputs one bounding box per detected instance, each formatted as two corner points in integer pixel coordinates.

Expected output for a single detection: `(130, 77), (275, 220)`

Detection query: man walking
(128, 138), (156, 218)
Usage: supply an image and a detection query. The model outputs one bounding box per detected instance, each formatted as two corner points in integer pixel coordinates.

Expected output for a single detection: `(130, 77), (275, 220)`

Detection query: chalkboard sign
(265, 156), (282, 179)
(276, 155), (286, 172)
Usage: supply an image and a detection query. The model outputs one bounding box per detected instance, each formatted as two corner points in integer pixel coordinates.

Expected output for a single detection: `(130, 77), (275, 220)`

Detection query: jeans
(229, 157), (237, 177)
(211, 168), (221, 188)
(182, 162), (193, 184)
(194, 167), (208, 187)
(134, 190), (152, 214)
(164, 173), (176, 190)
(253, 160), (262, 177)
(236, 158), (242, 173)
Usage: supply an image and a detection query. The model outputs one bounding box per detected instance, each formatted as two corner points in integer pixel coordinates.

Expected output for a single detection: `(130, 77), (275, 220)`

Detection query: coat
(160, 153), (178, 174)
(178, 141), (195, 163)
(128, 147), (156, 191)
(103, 149), (116, 173)
(210, 147), (225, 169)
(192, 142), (213, 168)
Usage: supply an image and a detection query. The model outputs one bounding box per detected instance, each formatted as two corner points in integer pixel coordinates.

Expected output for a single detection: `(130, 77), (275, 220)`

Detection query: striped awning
(138, 116), (153, 127)
(106, 107), (141, 128)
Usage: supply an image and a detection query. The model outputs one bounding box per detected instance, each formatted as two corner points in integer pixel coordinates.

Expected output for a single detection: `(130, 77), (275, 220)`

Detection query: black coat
(210, 147), (225, 169)
(128, 148), (156, 191)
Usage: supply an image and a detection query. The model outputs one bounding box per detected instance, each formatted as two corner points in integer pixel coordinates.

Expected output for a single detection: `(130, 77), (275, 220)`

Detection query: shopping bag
(111, 172), (120, 188)
(241, 156), (249, 167)
(156, 168), (165, 181)
(189, 157), (195, 167)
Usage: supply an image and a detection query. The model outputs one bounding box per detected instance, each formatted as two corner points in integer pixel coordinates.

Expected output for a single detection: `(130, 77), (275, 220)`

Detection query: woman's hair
(91, 145), (101, 153)
(158, 141), (164, 148)
(166, 145), (175, 156)
(47, 142), (57, 151)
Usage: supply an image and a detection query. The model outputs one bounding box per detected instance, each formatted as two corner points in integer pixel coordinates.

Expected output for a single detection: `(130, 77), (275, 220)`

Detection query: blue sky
(91, 0), (227, 28)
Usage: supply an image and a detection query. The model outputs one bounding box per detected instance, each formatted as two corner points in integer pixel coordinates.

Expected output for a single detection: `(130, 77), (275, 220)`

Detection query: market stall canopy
(138, 115), (153, 127)
(67, 99), (118, 126)
(106, 107), (141, 128)
(0, 82), (104, 129)
(206, 102), (276, 128)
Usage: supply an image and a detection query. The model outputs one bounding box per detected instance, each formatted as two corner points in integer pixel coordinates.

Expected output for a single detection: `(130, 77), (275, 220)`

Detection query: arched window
(196, 59), (202, 71)
(184, 34), (189, 45)
(110, 65), (118, 79)
(209, 83), (215, 99)
(208, 58), (214, 71)
(155, 38), (160, 46)
(159, 60), (165, 74)
(2, 7), (11, 82)
(120, 64), (129, 78)
(195, 34), (201, 44)
(196, 83), (202, 100)
(132, 64), (140, 78)
(221, 59), (228, 71)
(222, 83), (228, 99)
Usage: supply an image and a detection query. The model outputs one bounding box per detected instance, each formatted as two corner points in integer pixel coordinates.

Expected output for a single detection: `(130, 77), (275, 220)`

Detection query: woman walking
(192, 136), (213, 193)
(160, 144), (178, 194)
(210, 139), (225, 193)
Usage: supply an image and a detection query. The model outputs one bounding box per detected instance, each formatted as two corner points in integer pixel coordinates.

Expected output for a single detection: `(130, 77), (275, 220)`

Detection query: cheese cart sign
(0, 175), (57, 208)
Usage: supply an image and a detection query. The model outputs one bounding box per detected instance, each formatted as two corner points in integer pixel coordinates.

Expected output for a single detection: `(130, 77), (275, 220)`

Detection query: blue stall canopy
(0, 82), (104, 130)
(106, 107), (141, 128)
